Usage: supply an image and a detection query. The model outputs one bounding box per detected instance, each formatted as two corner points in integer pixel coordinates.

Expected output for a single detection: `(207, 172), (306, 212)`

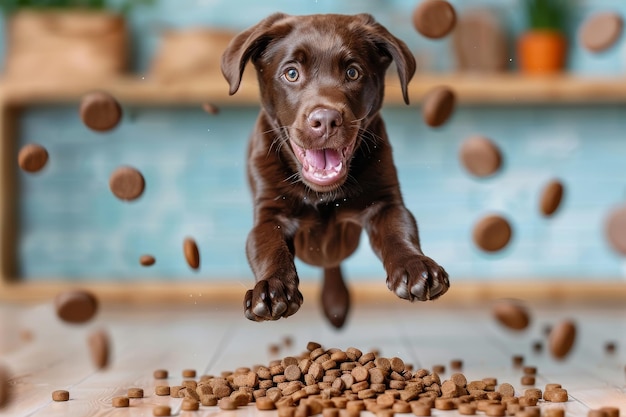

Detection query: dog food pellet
(257, 397), (277, 410)
(422, 86), (456, 128)
(492, 300), (529, 330)
(182, 369), (196, 378)
(532, 341), (543, 353)
(579, 12), (623, 53)
(512, 355), (524, 367)
(432, 364), (445, 374)
(127, 388), (143, 398)
(411, 402), (432, 416)
(544, 383), (562, 393)
(219, 397), (238, 410)
(549, 320), (577, 359)
(153, 369), (168, 379)
(109, 166), (145, 201)
(459, 403), (477, 415)
(486, 404), (506, 417)
(183, 238), (200, 269)
(459, 136), (502, 178)
(521, 375), (535, 386)
(544, 388), (569, 402)
(540, 180), (564, 217)
(412, 0), (456, 39)
(55, 289), (98, 324)
(600, 407), (620, 417)
(201, 394), (218, 406)
(52, 390), (69, 401)
(604, 341), (617, 354)
(18, 144), (49, 173)
(80, 91), (122, 132)
(112, 396), (129, 407)
(140, 255), (156, 267)
(588, 411), (609, 417)
(497, 383), (515, 397)
(182, 398), (200, 411)
(435, 398), (455, 410)
(450, 359), (463, 371)
(202, 102), (220, 115)
(323, 408), (340, 417)
(605, 205), (626, 255)
(155, 385), (170, 396)
(473, 215), (512, 252)
(87, 329), (110, 369)
(523, 366), (537, 375)
(153, 405), (171, 416)
(544, 409), (565, 417)
(0, 365), (9, 409)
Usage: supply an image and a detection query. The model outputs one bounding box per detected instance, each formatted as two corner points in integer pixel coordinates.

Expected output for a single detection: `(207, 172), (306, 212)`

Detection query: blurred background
(1, 0), (626, 287)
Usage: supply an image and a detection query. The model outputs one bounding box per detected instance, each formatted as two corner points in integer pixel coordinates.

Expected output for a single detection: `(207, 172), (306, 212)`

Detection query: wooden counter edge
(1, 280), (625, 306)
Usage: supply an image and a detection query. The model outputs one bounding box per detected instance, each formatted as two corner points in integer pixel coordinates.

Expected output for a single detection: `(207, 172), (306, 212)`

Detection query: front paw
(386, 255), (449, 302)
(244, 278), (303, 322)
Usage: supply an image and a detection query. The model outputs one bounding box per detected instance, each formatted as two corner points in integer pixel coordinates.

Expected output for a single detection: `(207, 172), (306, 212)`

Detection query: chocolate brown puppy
(221, 13), (449, 328)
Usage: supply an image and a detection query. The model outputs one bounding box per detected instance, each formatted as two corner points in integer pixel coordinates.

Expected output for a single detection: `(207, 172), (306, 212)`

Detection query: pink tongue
(306, 149), (341, 170)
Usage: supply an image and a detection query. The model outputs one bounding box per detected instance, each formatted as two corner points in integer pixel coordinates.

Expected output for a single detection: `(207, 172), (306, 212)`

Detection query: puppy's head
(222, 13), (416, 192)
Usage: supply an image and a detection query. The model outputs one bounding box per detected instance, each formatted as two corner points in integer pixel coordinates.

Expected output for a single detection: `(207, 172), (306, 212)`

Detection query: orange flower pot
(517, 30), (567, 74)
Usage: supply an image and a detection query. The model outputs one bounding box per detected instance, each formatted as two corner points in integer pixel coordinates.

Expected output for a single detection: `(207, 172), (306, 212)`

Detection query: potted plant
(1, 0), (154, 80)
(517, 0), (569, 74)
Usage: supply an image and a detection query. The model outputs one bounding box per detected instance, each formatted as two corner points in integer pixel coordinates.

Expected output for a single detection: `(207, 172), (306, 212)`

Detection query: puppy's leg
(366, 204), (450, 302)
(321, 266), (350, 329)
(244, 221), (303, 322)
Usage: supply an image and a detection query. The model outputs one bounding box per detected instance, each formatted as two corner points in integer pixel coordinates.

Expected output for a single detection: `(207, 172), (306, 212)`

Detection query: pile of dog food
(104, 341), (615, 417)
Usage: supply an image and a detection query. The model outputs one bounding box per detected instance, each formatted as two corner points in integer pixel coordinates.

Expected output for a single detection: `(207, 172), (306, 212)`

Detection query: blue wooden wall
(4, 0), (626, 282)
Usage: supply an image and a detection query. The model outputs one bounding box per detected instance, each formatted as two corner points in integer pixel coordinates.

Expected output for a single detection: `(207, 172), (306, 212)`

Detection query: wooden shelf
(2, 73), (626, 107)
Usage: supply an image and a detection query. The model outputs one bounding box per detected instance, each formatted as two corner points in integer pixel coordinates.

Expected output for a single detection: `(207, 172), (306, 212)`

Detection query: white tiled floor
(1, 298), (625, 417)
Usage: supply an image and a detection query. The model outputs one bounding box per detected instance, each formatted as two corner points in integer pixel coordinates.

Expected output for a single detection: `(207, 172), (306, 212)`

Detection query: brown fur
(221, 13), (449, 327)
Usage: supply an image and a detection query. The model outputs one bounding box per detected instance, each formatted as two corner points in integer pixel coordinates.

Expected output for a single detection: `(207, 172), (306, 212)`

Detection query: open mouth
(289, 139), (354, 188)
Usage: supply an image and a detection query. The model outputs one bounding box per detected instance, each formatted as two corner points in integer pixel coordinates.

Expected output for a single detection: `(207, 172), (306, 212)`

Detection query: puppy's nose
(307, 108), (343, 138)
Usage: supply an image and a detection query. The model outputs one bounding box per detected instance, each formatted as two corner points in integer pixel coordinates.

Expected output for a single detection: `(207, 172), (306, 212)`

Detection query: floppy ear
(221, 13), (291, 95)
(359, 14), (417, 105)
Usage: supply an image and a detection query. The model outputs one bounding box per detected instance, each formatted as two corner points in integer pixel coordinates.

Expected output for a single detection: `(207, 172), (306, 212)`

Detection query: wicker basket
(149, 28), (235, 83)
(3, 10), (129, 80)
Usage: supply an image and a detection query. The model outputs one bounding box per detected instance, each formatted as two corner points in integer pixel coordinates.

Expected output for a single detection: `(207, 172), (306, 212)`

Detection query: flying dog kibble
(605, 205), (626, 255)
(412, 0), (457, 39)
(459, 136), (502, 178)
(540, 179), (564, 217)
(153, 369), (168, 379)
(422, 86), (456, 128)
(473, 215), (513, 252)
(492, 300), (530, 330)
(140, 255), (156, 267)
(109, 166), (145, 201)
(579, 12), (624, 53)
(79, 91), (122, 132)
(55, 289), (98, 324)
(183, 238), (200, 270)
(87, 329), (110, 369)
(549, 320), (577, 359)
(18, 144), (49, 173)
(52, 390), (69, 401)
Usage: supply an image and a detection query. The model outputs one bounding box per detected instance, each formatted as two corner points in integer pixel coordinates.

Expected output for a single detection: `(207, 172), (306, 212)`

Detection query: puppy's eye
(346, 67), (360, 80)
(284, 68), (299, 82)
